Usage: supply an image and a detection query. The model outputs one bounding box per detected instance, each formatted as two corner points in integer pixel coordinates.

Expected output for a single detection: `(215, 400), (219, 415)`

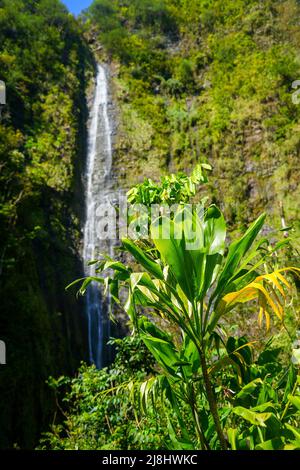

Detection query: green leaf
(198, 205), (226, 300)
(122, 238), (164, 279)
(65, 277), (86, 290)
(152, 207), (204, 301)
(232, 406), (272, 427)
(227, 428), (238, 450)
(283, 366), (297, 401)
(124, 290), (137, 325)
(182, 334), (200, 374)
(284, 442), (300, 450)
(255, 437), (284, 450)
(213, 213), (266, 301)
(139, 376), (157, 414)
(288, 394), (300, 410)
(204, 205), (226, 255)
(236, 379), (263, 400)
(78, 276), (104, 295)
(139, 318), (180, 377)
(171, 360), (192, 367)
(103, 260), (129, 273)
(152, 205), (225, 303)
(166, 419), (194, 450)
(252, 402), (277, 413)
(285, 423), (300, 440)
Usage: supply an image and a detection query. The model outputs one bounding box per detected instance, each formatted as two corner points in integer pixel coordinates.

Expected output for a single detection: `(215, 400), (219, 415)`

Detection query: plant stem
(189, 385), (209, 450)
(192, 407), (208, 450)
(199, 349), (228, 450)
(282, 321), (293, 341)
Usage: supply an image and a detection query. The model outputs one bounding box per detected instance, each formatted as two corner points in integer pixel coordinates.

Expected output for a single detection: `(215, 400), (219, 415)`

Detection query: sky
(62, 0), (93, 15)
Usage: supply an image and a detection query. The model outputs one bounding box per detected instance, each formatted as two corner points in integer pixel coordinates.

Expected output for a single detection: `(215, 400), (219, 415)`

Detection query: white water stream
(83, 64), (113, 368)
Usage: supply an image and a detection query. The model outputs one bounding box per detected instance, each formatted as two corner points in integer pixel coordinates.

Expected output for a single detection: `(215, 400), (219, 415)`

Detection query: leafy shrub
(39, 337), (168, 450)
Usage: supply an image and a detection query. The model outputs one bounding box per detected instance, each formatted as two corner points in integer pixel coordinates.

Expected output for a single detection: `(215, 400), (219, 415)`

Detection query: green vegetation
(39, 336), (168, 450)
(41, 334), (300, 450)
(0, 0), (93, 449)
(43, 172), (300, 450)
(87, 0), (300, 235)
(1, 0), (300, 451)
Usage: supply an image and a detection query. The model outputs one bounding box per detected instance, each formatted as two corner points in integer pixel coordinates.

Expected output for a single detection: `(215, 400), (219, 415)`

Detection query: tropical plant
(219, 337), (300, 450)
(73, 171), (300, 450)
(127, 163), (211, 205)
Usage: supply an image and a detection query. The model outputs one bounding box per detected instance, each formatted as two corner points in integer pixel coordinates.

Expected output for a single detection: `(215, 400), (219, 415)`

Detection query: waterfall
(83, 64), (113, 369)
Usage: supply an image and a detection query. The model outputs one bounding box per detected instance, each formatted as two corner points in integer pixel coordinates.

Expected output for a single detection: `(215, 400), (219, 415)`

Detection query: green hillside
(0, 0), (93, 448)
(87, 0), (300, 234)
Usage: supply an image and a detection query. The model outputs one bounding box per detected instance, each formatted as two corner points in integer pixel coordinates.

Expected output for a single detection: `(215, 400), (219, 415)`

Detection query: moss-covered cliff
(0, 0), (94, 448)
(86, 0), (300, 240)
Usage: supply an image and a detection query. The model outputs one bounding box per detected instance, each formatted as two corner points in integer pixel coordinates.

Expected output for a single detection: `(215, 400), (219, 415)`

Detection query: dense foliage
(40, 335), (300, 450)
(0, 0), (93, 449)
(39, 336), (169, 450)
(43, 172), (300, 450)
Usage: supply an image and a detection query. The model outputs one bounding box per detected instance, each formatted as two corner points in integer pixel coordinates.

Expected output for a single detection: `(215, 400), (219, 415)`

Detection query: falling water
(83, 64), (113, 368)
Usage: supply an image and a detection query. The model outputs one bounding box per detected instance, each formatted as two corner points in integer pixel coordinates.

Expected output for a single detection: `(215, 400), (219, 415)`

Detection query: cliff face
(0, 0), (94, 448)
(86, 0), (300, 241)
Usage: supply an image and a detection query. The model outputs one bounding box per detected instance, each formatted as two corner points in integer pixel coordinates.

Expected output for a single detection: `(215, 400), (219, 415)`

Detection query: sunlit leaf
(232, 406), (272, 427)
